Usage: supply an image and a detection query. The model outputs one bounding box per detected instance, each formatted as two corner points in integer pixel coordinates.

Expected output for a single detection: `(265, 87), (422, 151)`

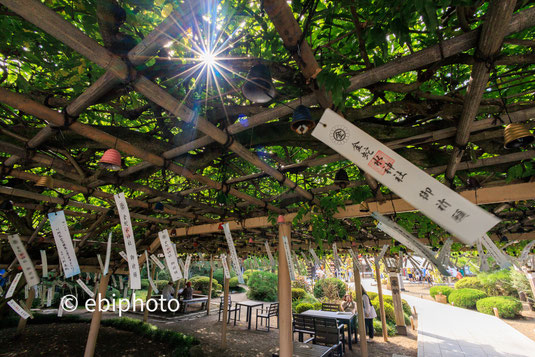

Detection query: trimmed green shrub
(455, 277), (482, 290)
(511, 269), (534, 307)
(476, 296), (523, 318)
(313, 302), (322, 310)
(448, 288), (487, 309)
(292, 288), (306, 301)
(430, 286), (454, 299)
(229, 277), (239, 288)
(295, 302), (314, 314)
(243, 269), (259, 284)
(313, 278), (346, 299)
(247, 271), (278, 301)
(214, 268), (236, 285)
(189, 276), (221, 297)
(371, 299), (395, 322)
(367, 291), (378, 301)
(373, 295), (412, 316)
(372, 319), (396, 336)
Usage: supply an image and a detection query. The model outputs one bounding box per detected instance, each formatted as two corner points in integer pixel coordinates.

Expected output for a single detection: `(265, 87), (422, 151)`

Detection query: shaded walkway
(359, 278), (535, 357)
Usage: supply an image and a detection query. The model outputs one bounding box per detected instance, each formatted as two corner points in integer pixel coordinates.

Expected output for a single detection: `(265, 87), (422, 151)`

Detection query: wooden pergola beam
(445, 0), (517, 183)
(170, 181), (535, 236)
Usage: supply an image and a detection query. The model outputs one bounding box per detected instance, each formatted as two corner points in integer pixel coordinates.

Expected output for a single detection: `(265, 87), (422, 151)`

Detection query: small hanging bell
(242, 64), (276, 103)
(504, 123), (534, 149)
(291, 105), (315, 135)
(100, 148), (122, 171)
(334, 169), (349, 188)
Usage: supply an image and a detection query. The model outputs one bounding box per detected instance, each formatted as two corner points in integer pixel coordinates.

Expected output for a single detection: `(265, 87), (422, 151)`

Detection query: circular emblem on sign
(330, 126), (349, 144)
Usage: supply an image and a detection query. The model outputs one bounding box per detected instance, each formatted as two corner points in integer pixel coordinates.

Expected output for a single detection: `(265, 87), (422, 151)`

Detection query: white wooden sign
(309, 248), (321, 266)
(76, 278), (95, 298)
(479, 235), (511, 269)
(282, 235), (295, 280)
(6, 272), (22, 298)
(265, 241), (275, 267)
(8, 234), (40, 287)
(158, 230), (182, 281)
(7, 299), (31, 320)
(103, 232), (112, 275)
(373, 212), (450, 275)
(48, 211), (81, 278)
(184, 254), (191, 279)
(114, 193), (141, 290)
(150, 254), (165, 270)
(40, 250), (48, 278)
(312, 109), (500, 245)
(222, 223), (244, 283)
(221, 254), (231, 279)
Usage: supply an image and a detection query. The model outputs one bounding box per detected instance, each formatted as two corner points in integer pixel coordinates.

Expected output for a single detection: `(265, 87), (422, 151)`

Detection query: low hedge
(292, 288), (306, 301)
(448, 288), (487, 309)
(476, 296), (523, 318)
(454, 277), (483, 290)
(295, 302), (315, 314)
(247, 271), (278, 301)
(372, 295), (411, 316)
(189, 276), (222, 298)
(371, 299), (395, 322)
(372, 319), (396, 336)
(430, 286), (454, 299)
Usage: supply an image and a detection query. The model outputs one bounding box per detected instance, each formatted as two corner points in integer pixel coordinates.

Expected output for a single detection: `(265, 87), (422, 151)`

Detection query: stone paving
(359, 279), (535, 357)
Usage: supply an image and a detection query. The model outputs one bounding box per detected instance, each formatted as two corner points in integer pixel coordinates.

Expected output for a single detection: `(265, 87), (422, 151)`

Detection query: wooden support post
(278, 221), (293, 357)
(143, 265), (156, 323)
(388, 271), (407, 336)
(84, 273), (110, 357)
(352, 262), (368, 357)
(374, 257), (388, 342)
(221, 257), (230, 349)
(207, 255), (213, 315)
(16, 284), (35, 335)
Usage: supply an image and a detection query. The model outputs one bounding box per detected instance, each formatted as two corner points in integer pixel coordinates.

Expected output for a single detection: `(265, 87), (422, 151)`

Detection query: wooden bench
(180, 296), (208, 313)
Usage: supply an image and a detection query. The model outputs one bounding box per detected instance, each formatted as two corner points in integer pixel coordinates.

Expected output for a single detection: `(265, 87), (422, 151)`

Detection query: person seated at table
(180, 281), (193, 300)
(162, 281), (175, 301)
(341, 293), (358, 343)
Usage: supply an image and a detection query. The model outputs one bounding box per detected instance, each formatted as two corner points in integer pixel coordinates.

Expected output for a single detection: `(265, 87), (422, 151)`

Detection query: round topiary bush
(371, 299), (395, 322)
(189, 276), (221, 297)
(247, 271), (278, 301)
(454, 277), (483, 290)
(373, 295), (412, 316)
(295, 302), (314, 314)
(476, 296), (523, 318)
(313, 278), (346, 299)
(292, 288), (306, 301)
(430, 286), (454, 299)
(448, 288), (487, 309)
(229, 277), (239, 288)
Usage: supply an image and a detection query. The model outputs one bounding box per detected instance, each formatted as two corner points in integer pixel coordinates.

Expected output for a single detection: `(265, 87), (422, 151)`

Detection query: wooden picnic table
(300, 310), (357, 351)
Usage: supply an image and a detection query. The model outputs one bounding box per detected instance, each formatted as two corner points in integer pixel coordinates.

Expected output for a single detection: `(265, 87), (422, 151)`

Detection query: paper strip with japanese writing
(265, 241), (275, 267)
(221, 254), (231, 279)
(158, 230), (182, 281)
(114, 193), (141, 290)
(184, 254), (191, 279)
(222, 223), (244, 284)
(282, 235), (295, 281)
(48, 211), (80, 279)
(6, 272), (22, 298)
(150, 254), (165, 270)
(7, 299), (30, 319)
(8, 234), (40, 287)
(40, 250), (48, 278)
(76, 278), (94, 298)
(312, 109), (500, 245)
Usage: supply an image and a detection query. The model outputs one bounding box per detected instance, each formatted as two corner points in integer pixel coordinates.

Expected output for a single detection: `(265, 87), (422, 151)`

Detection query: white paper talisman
(158, 230), (182, 281)
(221, 254), (231, 279)
(40, 250), (48, 278)
(114, 193), (141, 290)
(8, 234), (40, 287)
(282, 235), (295, 281)
(222, 223), (244, 283)
(265, 241), (275, 267)
(48, 211), (80, 278)
(76, 278), (95, 298)
(6, 272), (23, 299)
(7, 299), (30, 320)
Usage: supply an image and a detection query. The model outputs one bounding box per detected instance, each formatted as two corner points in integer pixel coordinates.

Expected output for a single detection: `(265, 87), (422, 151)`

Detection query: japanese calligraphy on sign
(114, 193), (141, 290)
(77, 278), (95, 298)
(373, 212), (450, 276)
(221, 254), (231, 279)
(222, 223), (245, 284)
(48, 211), (81, 279)
(312, 109), (500, 245)
(7, 299), (30, 320)
(158, 229), (182, 281)
(6, 272), (22, 298)
(8, 234), (40, 287)
(264, 241), (275, 267)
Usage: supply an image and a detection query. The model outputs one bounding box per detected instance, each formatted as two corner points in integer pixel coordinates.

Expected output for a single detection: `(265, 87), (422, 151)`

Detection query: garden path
(358, 278), (535, 357)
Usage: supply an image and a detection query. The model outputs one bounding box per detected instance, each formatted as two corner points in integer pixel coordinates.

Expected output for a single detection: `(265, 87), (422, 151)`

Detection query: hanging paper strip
(373, 212), (450, 276)
(150, 254), (165, 270)
(184, 254), (191, 279)
(221, 254), (231, 279)
(6, 272), (23, 299)
(265, 241), (275, 267)
(312, 109), (500, 245)
(119, 251), (128, 262)
(309, 248), (321, 267)
(76, 278), (95, 298)
(145, 251), (159, 294)
(520, 241), (535, 264)
(178, 258), (186, 273)
(40, 250), (48, 278)
(48, 211), (80, 279)
(46, 287), (53, 307)
(7, 300), (30, 320)
(479, 234), (511, 269)
(222, 223), (244, 283)
(158, 230), (182, 281)
(8, 234), (40, 287)
(103, 232), (112, 275)
(114, 193), (141, 290)
(282, 235), (295, 281)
